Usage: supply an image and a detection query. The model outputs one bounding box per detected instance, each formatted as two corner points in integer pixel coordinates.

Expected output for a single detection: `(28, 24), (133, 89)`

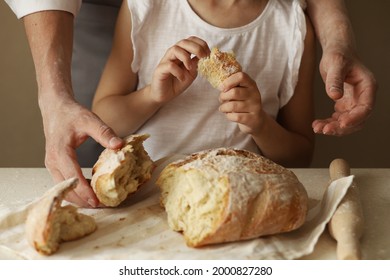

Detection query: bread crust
(25, 178), (97, 255)
(198, 47), (242, 88)
(156, 148), (308, 247)
(91, 134), (154, 207)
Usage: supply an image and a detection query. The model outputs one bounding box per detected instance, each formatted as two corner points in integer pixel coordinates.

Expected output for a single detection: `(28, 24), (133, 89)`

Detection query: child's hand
(151, 36), (210, 104)
(219, 72), (266, 135)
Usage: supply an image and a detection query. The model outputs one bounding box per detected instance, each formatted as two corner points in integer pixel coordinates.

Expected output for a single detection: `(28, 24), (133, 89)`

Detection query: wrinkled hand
(313, 49), (377, 136)
(40, 96), (123, 208)
(219, 72), (265, 135)
(150, 36), (210, 104)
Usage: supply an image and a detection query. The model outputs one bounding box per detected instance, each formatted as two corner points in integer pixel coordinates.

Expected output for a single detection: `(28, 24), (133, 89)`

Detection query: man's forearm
(306, 0), (356, 52)
(23, 11), (74, 102)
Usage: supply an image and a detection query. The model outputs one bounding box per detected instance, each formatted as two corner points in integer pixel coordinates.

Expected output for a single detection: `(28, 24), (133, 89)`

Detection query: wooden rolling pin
(328, 158), (364, 260)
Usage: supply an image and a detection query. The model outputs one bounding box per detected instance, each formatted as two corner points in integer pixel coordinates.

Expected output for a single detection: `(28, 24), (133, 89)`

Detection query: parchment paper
(0, 155), (353, 260)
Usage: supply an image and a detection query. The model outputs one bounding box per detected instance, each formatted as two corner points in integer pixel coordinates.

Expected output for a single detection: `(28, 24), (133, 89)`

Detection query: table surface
(1, 167), (389, 260)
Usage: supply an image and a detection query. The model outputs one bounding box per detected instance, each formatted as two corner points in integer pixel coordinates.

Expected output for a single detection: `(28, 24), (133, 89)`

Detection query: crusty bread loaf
(25, 178), (97, 255)
(91, 134), (154, 207)
(156, 148), (308, 247)
(198, 47), (242, 88)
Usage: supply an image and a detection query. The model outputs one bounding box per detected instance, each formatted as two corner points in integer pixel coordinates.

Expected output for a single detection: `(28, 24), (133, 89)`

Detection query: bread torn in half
(25, 178), (97, 255)
(198, 47), (242, 88)
(91, 134), (154, 207)
(156, 148), (308, 247)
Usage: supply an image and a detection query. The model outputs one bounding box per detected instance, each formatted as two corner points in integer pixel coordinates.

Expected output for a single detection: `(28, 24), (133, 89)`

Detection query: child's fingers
(219, 100), (249, 113)
(224, 112), (252, 126)
(162, 45), (194, 71)
(160, 37), (209, 72)
(155, 61), (187, 82)
(220, 72), (256, 92)
(219, 86), (261, 106)
(185, 36), (211, 56)
(176, 37), (210, 59)
(219, 87), (248, 103)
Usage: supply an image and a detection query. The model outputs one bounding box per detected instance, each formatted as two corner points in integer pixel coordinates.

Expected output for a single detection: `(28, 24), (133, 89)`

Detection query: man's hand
(312, 49), (377, 135)
(41, 96), (123, 208)
(23, 11), (123, 207)
(305, 0), (377, 136)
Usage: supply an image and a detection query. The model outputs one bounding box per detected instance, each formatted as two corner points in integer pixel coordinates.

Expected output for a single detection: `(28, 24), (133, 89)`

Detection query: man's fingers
(312, 118), (364, 136)
(62, 166), (99, 208)
(323, 121), (364, 136)
(56, 146), (99, 207)
(45, 160), (94, 207)
(65, 190), (92, 208)
(337, 105), (371, 128)
(46, 165), (65, 184)
(312, 119), (329, 134)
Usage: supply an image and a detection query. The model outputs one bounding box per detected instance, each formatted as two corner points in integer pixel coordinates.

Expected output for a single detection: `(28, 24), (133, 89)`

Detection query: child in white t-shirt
(93, 0), (315, 167)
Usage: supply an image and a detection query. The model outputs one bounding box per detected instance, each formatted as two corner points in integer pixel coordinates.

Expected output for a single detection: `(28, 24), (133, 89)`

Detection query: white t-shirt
(128, 0), (307, 160)
(5, 0), (81, 18)
(5, 0), (121, 18)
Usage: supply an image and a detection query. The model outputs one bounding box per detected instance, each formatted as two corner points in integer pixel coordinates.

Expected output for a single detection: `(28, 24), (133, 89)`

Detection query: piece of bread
(25, 178), (97, 255)
(155, 148), (308, 247)
(91, 134), (154, 207)
(198, 47), (242, 88)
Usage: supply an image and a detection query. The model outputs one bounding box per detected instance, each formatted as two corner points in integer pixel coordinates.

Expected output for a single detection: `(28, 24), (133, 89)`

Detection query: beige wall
(0, 1), (45, 167)
(0, 0), (389, 168)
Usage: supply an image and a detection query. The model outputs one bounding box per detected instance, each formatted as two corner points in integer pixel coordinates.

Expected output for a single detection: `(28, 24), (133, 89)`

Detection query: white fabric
(128, 0), (306, 161)
(4, 0), (81, 18)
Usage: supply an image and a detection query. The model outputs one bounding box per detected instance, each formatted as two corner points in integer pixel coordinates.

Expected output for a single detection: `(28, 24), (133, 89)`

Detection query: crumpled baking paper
(0, 155), (353, 260)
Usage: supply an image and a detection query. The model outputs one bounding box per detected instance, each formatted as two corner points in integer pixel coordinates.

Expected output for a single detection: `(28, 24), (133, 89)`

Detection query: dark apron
(72, 0), (121, 167)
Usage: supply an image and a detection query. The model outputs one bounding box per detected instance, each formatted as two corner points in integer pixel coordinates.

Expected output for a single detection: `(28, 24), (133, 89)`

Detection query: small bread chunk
(91, 134), (154, 207)
(156, 148), (308, 247)
(198, 47), (242, 88)
(25, 178), (97, 255)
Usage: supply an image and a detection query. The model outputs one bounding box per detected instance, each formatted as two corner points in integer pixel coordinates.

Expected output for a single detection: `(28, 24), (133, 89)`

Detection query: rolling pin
(328, 158), (364, 260)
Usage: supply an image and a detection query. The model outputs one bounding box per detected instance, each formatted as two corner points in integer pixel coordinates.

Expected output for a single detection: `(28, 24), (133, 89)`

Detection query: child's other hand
(218, 72), (266, 135)
(151, 36), (210, 104)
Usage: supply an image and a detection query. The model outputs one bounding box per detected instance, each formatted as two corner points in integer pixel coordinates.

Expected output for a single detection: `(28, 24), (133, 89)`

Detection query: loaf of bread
(91, 134), (154, 207)
(198, 47), (242, 88)
(156, 148), (308, 247)
(25, 178), (97, 255)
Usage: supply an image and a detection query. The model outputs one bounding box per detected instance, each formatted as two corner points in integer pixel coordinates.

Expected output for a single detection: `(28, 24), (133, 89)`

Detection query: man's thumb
(87, 118), (123, 149)
(325, 65), (346, 100)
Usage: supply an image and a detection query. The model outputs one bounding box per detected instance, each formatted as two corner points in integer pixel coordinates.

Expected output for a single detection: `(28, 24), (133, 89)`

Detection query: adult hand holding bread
(42, 98), (124, 208)
(21, 11), (124, 209)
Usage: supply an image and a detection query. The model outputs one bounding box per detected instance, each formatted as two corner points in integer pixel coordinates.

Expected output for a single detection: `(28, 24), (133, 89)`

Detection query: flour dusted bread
(198, 47), (242, 88)
(91, 134), (154, 207)
(25, 178), (97, 255)
(156, 148), (308, 247)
